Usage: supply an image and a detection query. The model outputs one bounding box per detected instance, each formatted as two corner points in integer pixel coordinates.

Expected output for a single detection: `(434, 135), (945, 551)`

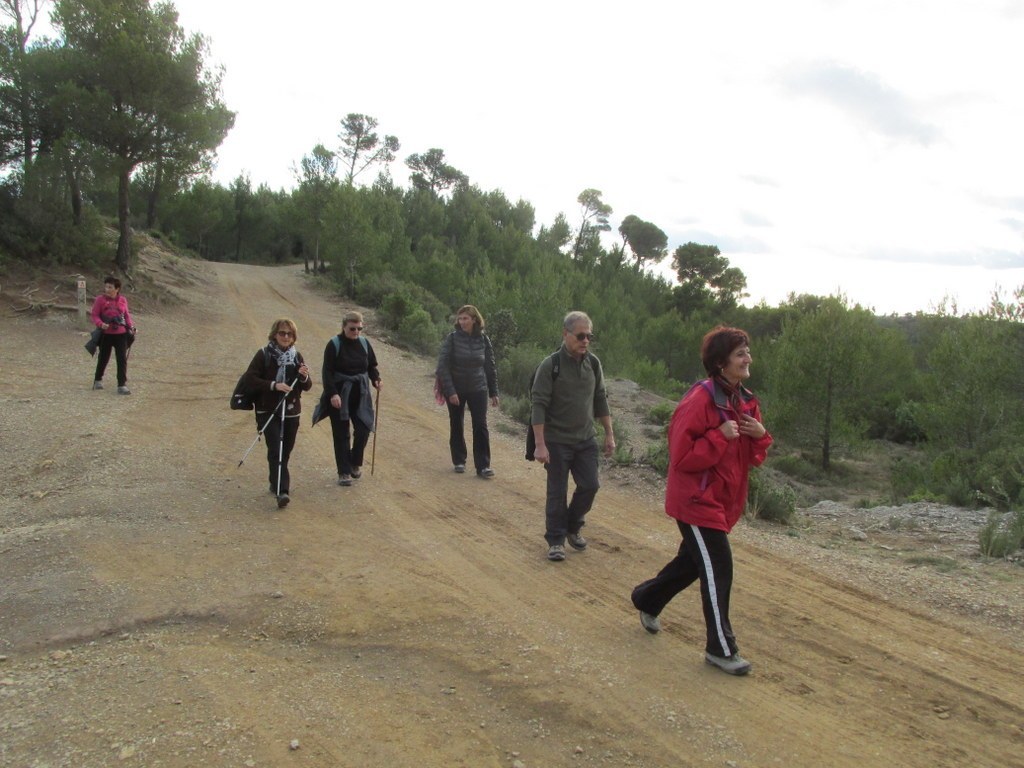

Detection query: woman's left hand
(738, 414), (766, 439)
(490, 396), (499, 407)
(298, 363), (310, 380)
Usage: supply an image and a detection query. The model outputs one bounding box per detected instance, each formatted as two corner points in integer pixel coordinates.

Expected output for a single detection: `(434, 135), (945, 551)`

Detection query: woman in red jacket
(90, 276), (135, 394)
(631, 326), (772, 676)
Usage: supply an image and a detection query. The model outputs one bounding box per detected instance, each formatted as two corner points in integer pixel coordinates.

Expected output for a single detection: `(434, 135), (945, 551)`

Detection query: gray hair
(563, 311), (592, 332)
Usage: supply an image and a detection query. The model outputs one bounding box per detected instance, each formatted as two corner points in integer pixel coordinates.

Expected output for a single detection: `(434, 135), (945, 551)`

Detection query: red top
(665, 379), (773, 532)
(90, 294), (133, 334)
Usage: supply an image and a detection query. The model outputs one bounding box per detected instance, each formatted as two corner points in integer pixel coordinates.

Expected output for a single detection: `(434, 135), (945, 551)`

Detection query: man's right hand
(533, 444), (550, 464)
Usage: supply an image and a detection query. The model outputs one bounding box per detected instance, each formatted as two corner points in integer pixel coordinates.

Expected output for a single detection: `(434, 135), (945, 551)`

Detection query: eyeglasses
(574, 332), (595, 342)
(276, 330), (294, 337)
(346, 326), (363, 332)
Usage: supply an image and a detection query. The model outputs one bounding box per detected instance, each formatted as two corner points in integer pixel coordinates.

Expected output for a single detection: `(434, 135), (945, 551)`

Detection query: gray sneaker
(453, 464), (466, 474)
(350, 468), (362, 479)
(705, 652), (751, 676)
(276, 493), (290, 509)
(92, 380), (103, 390)
(547, 544), (566, 562)
(117, 385), (131, 395)
(338, 474), (353, 486)
(639, 611), (661, 634)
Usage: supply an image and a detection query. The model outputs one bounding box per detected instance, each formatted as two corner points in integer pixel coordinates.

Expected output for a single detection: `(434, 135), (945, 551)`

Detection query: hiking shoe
(117, 385), (131, 395)
(338, 474), (353, 486)
(547, 544), (566, 562)
(639, 611), (661, 634)
(350, 468), (362, 479)
(92, 380), (103, 390)
(566, 532), (588, 551)
(276, 493), (290, 509)
(453, 464), (466, 474)
(704, 652), (751, 676)
(478, 467), (495, 479)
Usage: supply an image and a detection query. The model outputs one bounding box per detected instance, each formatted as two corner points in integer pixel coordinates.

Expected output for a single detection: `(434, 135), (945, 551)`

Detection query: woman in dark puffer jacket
(436, 305), (499, 478)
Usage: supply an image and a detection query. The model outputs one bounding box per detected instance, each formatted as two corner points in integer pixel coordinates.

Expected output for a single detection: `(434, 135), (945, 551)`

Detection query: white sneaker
(639, 611), (661, 634)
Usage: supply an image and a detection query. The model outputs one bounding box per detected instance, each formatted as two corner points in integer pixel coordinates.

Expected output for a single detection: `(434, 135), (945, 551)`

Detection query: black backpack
(230, 350), (264, 411)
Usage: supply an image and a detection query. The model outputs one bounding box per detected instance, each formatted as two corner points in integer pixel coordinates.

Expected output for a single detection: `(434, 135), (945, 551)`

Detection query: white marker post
(76, 277), (86, 321)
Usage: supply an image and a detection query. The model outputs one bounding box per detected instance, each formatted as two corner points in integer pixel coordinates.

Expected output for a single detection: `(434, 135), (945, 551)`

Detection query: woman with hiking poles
(630, 325), (772, 676)
(242, 318), (312, 509)
(435, 304), (499, 478)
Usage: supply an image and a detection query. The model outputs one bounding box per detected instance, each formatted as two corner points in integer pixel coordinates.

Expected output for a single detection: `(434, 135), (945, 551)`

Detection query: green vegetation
(4, 1), (1024, 552)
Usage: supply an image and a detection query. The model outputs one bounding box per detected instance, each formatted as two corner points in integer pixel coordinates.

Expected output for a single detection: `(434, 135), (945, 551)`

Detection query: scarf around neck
(265, 342), (298, 384)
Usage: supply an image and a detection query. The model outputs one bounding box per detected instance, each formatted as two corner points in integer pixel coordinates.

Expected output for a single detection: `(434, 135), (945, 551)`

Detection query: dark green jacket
(530, 346), (610, 445)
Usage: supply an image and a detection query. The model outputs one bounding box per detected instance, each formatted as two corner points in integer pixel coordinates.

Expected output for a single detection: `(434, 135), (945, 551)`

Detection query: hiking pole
(276, 386), (287, 497)
(237, 378), (298, 468)
(370, 386), (380, 476)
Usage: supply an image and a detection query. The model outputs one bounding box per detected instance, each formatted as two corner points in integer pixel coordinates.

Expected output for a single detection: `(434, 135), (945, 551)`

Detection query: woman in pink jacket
(631, 326), (772, 676)
(90, 276), (135, 394)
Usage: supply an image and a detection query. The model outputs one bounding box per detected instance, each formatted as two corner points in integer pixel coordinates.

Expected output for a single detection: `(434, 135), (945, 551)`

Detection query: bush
(978, 508), (1024, 558)
(645, 441), (669, 476)
(769, 453), (822, 483)
(648, 402), (675, 426)
(397, 307), (442, 354)
(496, 343), (549, 400)
(500, 394), (532, 426)
(746, 469), (797, 525)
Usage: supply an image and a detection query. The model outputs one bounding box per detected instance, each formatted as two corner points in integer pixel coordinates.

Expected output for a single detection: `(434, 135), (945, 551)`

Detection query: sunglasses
(276, 330), (294, 337)
(574, 332), (595, 342)
(346, 325), (364, 332)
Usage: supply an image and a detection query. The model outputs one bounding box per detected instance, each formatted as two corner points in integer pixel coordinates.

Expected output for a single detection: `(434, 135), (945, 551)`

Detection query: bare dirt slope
(1, 262), (1021, 768)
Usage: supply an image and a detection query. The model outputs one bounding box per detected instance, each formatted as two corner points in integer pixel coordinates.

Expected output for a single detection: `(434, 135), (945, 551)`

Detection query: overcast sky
(163, 0), (1024, 315)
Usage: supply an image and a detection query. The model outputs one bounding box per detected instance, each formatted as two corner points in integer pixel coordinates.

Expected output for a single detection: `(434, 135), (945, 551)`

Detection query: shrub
(501, 394), (532, 426)
(745, 469), (796, 525)
(769, 453), (822, 483)
(645, 441), (669, 476)
(648, 402), (675, 426)
(978, 508), (1024, 558)
(397, 308), (442, 354)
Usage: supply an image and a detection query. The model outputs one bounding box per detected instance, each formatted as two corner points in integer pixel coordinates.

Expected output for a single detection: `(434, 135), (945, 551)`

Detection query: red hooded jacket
(665, 379), (773, 533)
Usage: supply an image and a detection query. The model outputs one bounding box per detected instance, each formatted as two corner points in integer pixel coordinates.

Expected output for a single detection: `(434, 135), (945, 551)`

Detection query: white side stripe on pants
(690, 524), (729, 656)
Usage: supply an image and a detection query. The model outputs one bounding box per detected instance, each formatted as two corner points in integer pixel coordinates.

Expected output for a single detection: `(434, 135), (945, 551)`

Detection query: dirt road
(1, 261), (1021, 767)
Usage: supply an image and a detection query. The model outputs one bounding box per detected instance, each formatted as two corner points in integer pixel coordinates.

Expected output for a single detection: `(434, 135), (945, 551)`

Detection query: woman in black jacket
(436, 305), (499, 477)
(242, 318), (312, 509)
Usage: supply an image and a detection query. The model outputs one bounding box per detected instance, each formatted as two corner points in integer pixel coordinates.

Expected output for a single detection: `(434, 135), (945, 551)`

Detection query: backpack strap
(689, 378), (731, 492)
(332, 334), (369, 354)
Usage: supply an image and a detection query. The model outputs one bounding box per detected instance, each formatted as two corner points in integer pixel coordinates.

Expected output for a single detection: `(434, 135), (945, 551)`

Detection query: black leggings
(259, 412), (299, 494)
(94, 333), (128, 386)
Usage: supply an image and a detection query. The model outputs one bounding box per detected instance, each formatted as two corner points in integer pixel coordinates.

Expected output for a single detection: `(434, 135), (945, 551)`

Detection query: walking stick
(237, 378), (298, 468)
(276, 387), (287, 496)
(370, 386), (380, 476)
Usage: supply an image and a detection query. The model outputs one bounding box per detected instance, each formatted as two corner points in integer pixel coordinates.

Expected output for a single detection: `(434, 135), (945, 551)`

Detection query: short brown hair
(700, 326), (750, 375)
(342, 311), (363, 327)
(268, 318), (298, 342)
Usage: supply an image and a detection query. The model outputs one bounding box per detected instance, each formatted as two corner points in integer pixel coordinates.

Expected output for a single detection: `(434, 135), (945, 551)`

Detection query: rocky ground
(0, 253), (1021, 768)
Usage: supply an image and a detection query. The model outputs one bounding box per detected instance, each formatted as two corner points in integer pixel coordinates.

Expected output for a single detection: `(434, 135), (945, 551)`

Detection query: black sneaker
(350, 468), (362, 479)
(276, 493), (290, 509)
(338, 474), (353, 486)
(478, 467), (495, 479)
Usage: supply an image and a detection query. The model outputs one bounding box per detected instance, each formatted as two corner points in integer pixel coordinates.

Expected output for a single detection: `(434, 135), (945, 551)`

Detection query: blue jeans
(543, 438), (600, 546)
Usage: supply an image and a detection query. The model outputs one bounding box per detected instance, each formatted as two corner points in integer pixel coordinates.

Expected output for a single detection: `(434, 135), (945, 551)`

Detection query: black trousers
(631, 521), (738, 657)
(543, 438), (600, 546)
(94, 333), (128, 386)
(259, 411), (299, 495)
(446, 390), (490, 471)
(328, 387), (369, 475)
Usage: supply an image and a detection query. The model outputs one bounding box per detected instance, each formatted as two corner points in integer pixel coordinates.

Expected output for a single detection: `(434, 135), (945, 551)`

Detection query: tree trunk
(146, 158), (163, 229)
(822, 374), (834, 471)
(115, 165), (133, 272)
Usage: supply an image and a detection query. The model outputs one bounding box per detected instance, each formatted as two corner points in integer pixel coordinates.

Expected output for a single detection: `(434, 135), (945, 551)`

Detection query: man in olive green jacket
(531, 311), (615, 562)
